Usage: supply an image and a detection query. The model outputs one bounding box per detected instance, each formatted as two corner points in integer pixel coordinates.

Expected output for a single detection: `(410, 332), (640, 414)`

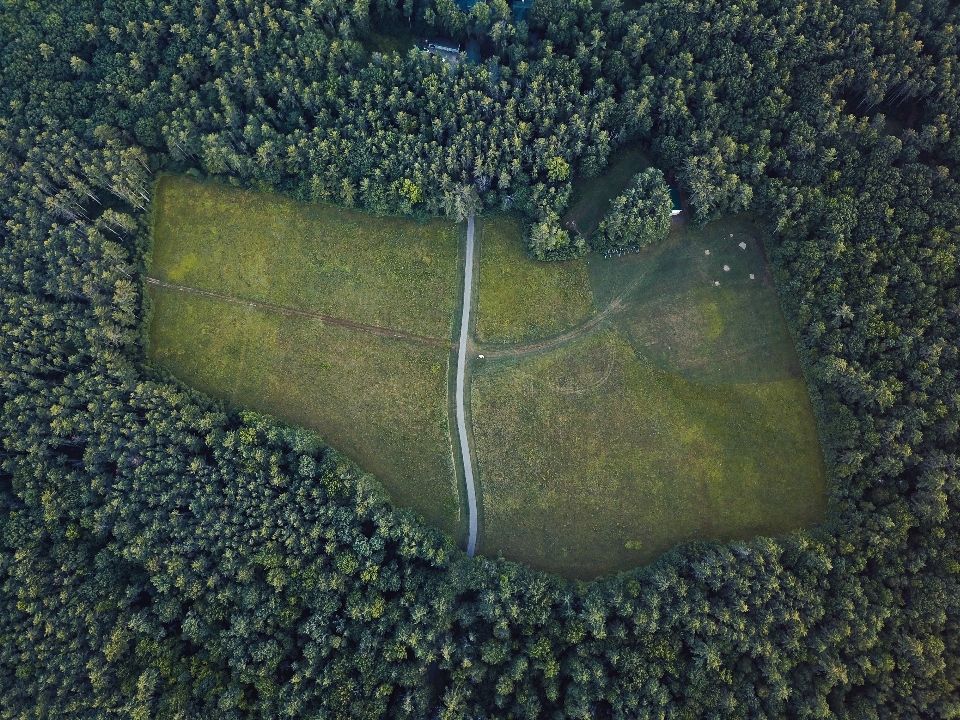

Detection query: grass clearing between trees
(148, 176), (461, 534)
(366, 26), (419, 58)
(563, 146), (652, 238)
(475, 215), (595, 344)
(149, 176), (826, 577)
(472, 328), (825, 579)
(594, 216), (803, 385)
(151, 176), (460, 338)
(473, 216), (826, 579)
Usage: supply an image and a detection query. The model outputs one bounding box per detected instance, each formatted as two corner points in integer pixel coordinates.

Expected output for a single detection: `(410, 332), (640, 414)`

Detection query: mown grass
(151, 176), (460, 338)
(591, 216), (802, 385)
(148, 286), (459, 534)
(472, 215), (826, 579)
(148, 176), (461, 535)
(475, 215), (595, 344)
(472, 327), (826, 579)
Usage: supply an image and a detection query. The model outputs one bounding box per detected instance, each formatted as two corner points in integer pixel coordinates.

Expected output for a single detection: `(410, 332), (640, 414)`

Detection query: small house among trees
(424, 37), (461, 54)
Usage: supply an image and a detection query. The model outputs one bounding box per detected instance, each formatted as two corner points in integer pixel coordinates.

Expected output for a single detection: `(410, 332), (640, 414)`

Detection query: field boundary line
(145, 277), (450, 347)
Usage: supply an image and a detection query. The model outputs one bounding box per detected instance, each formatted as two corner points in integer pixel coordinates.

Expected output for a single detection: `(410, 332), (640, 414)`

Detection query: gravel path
(456, 214), (479, 557)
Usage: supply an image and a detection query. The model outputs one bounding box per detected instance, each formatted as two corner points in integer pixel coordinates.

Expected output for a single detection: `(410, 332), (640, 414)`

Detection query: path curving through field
(456, 214), (479, 557)
(477, 296), (624, 360)
(475, 268), (649, 361)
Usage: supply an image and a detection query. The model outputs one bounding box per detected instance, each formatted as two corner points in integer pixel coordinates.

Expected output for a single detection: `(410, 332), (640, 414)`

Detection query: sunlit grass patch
(366, 26), (419, 57)
(151, 176), (460, 338)
(471, 328), (826, 580)
(148, 176), (461, 533)
(148, 285), (458, 534)
(475, 214), (595, 344)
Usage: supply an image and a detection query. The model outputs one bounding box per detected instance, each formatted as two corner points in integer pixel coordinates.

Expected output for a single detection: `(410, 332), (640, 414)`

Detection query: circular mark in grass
(542, 336), (619, 396)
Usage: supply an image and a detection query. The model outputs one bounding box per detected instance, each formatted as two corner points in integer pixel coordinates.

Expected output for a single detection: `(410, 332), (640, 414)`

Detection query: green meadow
(148, 176), (461, 535)
(151, 176), (459, 338)
(148, 174), (826, 579)
(471, 217), (826, 579)
(475, 214), (595, 344)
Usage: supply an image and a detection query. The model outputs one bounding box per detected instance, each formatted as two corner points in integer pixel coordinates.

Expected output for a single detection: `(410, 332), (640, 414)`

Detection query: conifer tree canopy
(1, 0), (958, 715)
(595, 167), (673, 255)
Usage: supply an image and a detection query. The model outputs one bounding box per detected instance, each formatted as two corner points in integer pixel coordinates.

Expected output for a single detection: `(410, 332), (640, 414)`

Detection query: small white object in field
(723, 265), (730, 271)
(749, 274), (755, 280)
(714, 280), (720, 286)
(478, 354), (484, 359)
(704, 250), (710, 255)
(730, 233), (733, 237)
(739, 241), (747, 250)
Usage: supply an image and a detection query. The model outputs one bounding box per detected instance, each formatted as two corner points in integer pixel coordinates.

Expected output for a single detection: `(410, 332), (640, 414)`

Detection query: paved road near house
(456, 214), (479, 557)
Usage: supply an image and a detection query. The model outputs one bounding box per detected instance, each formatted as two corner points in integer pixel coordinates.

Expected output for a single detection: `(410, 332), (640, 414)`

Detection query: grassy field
(472, 329), (826, 579)
(148, 285), (459, 534)
(472, 215), (826, 579)
(151, 176), (459, 338)
(149, 174), (826, 577)
(591, 216), (802, 385)
(366, 26), (419, 57)
(475, 215), (595, 344)
(148, 176), (461, 535)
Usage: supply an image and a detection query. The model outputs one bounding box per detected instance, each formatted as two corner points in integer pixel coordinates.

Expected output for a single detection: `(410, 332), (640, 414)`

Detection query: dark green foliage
(1, 0), (960, 716)
(527, 212), (587, 260)
(594, 168), (672, 255)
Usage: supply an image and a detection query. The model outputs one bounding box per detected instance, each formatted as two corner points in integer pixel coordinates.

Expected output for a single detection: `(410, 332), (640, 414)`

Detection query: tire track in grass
(145, 277), (451, 347)
(476, 268), (648, 360)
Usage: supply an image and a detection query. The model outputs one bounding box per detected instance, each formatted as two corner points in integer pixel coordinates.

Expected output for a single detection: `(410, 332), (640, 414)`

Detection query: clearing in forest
(562, 146), (652, 238)
(148, 173), (827, 580)
(472, 215), (827, 579)
(147, 176), (461, 535)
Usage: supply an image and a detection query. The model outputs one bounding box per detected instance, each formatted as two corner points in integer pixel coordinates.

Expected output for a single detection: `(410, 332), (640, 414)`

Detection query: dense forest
(1, 0), (959, 716)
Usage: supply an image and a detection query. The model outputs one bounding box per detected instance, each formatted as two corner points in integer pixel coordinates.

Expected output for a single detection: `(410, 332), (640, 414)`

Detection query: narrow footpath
(144, 277), (448, 346)
(456, 214), (479, 557)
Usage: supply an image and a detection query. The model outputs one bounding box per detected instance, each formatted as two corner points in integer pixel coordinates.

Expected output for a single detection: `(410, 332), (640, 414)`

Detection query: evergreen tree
(594, 167), (672, 255)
